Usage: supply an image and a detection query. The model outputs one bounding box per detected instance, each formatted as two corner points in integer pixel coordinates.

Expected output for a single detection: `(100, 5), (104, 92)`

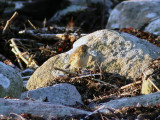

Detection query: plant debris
(119, 27), (160, 47)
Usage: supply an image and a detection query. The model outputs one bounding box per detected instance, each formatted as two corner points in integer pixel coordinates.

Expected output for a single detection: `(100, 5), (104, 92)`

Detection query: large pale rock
(27, 30), (160, 90)
(0, 98), (91, 119)
(21, 83), (83, 105)
(106, 1), (160, 29)
(145, 18), (160, 35)
(0, 62), (23, 98)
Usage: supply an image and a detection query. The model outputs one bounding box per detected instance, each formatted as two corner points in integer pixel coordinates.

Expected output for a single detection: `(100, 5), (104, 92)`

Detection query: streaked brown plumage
(69, 45), (89, 69)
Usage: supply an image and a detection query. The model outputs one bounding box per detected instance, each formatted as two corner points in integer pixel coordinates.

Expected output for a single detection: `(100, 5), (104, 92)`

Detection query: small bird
(69, 45), (90, 72)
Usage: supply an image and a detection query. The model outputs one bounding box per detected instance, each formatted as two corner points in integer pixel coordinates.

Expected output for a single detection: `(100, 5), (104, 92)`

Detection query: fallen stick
(3, 11), (18, 34)
(87, 78), (105, 84)
(120, 81), (142, 90)
(148, 76), (160, 91)
(27, 54), (33, 67)
(15, 54), (24, 70)
(91, 78), (118, 89)
(19, 30), (63, 40)
(28, 19), (37, 30)
(142, 71), (160, 92)
(54, 67), (78, 75)
(96, 61), (103, 79)
(43, 18), (47, 28)
(19, 29), (87, 41)
(12, 38), (44, 47)
(9, 113), (26, 120)
(85, 105), (105, 119)
(71, 74), (118, 88)
(10, 39), (29, 64)
(10, 38), (39, 69)
(71, 73), (102, 79)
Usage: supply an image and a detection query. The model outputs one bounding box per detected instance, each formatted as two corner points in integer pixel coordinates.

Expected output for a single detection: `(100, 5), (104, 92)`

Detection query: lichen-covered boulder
(0, 62), (23, 98)
(106, 1), (160, 29)
(27, 30), (160, 90)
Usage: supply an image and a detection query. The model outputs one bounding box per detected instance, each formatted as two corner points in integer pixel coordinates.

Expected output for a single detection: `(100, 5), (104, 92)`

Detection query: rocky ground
(0, 0), (160, 120)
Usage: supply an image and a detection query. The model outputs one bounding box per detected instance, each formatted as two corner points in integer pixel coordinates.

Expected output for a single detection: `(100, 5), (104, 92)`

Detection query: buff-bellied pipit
(69, 45), (90, 72)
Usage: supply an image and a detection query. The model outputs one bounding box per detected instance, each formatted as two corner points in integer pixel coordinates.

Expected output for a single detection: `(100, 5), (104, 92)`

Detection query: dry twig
(85, 105), (105, 119)
(54, 67), (78, 75)
(43, 18), (47, 28)
(71, 73), (102, 79)
(91, 78), (107, 84)
(148, 76), (160, 91)
(71, 74), (118, 89)
(19, 29), (87, 41)
(3, 11), (18, 34)
(28, 19), (37, 30)
(10, 38), (39, 69)
(120, 81), (142, 90)
(96, 61), (103, 79)
(9, 113), (26, 120)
